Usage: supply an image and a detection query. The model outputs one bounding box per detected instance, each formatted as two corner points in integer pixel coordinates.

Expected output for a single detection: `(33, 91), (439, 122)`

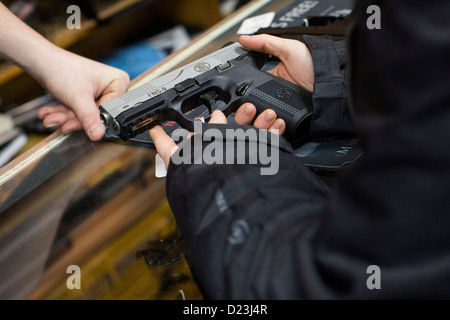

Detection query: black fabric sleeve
(166, 0), (450, 299)
(166, 124), (330, 299)
(302, 35), (353, 137)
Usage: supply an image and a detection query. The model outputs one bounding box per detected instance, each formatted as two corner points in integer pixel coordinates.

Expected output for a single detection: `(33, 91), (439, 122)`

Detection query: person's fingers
(268, 118), (286, 135)
(42, 110), (77, 129)
(208, 110), (227, 124)
(70, 93), (105, 141)
(235, 103), (257, 125)
(96, 75), (130, 106)
(79, 72), (129, 140)
(239, 34), (297, 62)
(61, 118), (83, 134)
(39, 103), (102, 139)
(148, 125), (178, 169)
(234, 103), (286, 135)
(252, 109), (277, 130)
(38, 105), (71, 119)
(239, 34), (314, 92)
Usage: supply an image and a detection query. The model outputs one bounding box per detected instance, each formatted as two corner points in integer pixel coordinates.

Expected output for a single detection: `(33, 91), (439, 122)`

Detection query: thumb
(72, 94), (105, 141)
(239, 34), (299, 61)
(97, 76), (130, 106)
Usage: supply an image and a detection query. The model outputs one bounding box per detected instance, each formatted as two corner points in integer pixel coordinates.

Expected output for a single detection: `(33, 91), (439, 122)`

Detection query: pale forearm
(0, 2), (62, 85)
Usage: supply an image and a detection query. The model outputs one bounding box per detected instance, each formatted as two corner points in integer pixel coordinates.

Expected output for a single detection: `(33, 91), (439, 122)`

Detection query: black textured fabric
(166, 0), (450, 299)
(303, 35), (352, 136)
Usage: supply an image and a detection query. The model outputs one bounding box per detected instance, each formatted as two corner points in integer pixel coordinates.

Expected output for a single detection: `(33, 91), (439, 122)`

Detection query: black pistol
(99, 43), (313, 147)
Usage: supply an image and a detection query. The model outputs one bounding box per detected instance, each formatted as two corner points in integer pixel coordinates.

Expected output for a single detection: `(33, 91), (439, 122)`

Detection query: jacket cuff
(303, 35), (353, 136)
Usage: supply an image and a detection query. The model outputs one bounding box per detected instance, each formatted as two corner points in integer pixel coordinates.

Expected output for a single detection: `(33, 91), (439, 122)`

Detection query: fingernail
(264, 111), (276, 122)
(44, 123), (58, 129)
(244, 104), (254, 116)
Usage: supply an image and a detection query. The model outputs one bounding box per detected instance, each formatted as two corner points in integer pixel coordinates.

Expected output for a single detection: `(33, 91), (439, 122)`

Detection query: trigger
(199, 90), (219, 113)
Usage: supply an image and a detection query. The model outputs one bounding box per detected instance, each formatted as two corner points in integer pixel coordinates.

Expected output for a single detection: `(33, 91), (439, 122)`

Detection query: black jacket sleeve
(166, 124), (330, 299)
(302, 35), (353, 137)
(166, 0), (450, 299)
